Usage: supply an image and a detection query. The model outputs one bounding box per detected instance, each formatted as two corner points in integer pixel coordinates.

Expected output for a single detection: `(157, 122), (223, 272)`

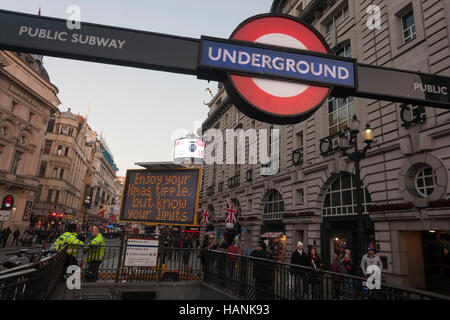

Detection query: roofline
(270, 0), (288, 13)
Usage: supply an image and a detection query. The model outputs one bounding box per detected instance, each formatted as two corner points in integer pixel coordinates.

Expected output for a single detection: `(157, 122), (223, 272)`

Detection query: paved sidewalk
(0, 242), (43, 253)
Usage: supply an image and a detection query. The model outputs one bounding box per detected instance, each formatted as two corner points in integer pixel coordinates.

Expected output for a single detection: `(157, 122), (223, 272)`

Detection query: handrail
(0, 250), (62, 275)
(0, 268), (36, 281)
(207, 249), (450, 300)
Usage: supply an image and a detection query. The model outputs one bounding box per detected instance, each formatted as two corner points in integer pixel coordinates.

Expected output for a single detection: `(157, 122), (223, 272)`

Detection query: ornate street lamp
(337, 115), (374, 263)
(82, 195), (91, 230)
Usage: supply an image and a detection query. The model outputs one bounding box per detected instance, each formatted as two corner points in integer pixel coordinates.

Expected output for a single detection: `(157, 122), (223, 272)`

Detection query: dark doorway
(422, 231), (450, 295)
(321, 216), (374, 270)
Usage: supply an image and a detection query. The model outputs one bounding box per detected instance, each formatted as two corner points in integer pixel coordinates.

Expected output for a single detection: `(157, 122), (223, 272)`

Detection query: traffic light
(51, 212), (57, 218)
(59, 213), (64, 219)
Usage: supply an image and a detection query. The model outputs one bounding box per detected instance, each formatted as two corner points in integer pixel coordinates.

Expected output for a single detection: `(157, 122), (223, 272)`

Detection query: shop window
(402, 10), (416, 43)
(415, 165), (437, 197)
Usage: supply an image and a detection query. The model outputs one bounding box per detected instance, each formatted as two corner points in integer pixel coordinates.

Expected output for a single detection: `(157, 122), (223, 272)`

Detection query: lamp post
(337, 115), (374, 262)
(82, 195), (91, 231)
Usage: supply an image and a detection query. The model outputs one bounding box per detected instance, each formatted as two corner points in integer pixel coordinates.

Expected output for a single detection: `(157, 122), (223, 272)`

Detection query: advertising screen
(173, 138), (204, 160)
(119, 168), (201, 226)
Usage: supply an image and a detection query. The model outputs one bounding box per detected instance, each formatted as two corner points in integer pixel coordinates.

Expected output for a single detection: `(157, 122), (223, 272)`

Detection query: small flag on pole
(200, 208), (210, 226)
(225, 199), (237, 224)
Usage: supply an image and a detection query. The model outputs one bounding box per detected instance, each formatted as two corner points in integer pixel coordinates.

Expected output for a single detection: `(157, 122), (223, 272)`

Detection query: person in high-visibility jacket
(85, 226), (105, 282)
(53, 223), (84, 278)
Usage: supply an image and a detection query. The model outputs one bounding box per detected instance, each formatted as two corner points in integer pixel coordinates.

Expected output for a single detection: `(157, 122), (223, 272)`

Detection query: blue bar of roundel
(201, 39), (355, 87)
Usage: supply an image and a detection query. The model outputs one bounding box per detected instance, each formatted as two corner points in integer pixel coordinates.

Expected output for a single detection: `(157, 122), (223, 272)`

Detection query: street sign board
(124, 238), (159, 267)
(0, 9), (449, 124)
(219, 14), (338, 124)
(119, 168), (201, 226)
(200, 37), (356, 88)
(355, 64), (450, 107)
(0, 195), (14, 211)
(22, 201), (33, 221)
(0, 210), (11, 222)
(0, 9), (199, 76)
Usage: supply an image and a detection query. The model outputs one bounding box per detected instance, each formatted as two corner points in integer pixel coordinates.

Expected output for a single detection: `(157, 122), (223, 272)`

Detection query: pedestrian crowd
(198, 236), (384, 300)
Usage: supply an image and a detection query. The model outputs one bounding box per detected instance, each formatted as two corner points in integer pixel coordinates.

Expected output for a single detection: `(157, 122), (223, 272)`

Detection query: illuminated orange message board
(119, 168), (201, 226)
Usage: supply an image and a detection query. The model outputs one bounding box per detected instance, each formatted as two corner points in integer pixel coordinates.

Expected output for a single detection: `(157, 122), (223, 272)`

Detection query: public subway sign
(0, 10), (449, 125)
(200, 38), (356, 88)
(201, 15), (346, 124)
(119, 168), (201, 226)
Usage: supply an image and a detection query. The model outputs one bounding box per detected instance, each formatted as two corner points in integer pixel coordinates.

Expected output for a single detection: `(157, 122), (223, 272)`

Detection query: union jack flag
(200, 208), (210, 225)
(225, 199), (237, 224)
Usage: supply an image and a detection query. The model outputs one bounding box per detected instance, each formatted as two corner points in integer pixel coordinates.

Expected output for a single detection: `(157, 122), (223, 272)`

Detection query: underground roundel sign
(203, 14), (336, 124)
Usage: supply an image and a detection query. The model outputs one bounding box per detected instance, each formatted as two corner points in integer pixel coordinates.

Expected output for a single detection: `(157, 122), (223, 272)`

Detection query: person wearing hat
(291, 241), (310, 266)
(360, 247), (383, 298)
(290, 241), (310, 299)
(360, 247), (383, 277)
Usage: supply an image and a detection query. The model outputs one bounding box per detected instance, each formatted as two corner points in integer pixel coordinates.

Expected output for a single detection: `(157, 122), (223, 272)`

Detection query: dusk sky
(0, 0), (273, 176)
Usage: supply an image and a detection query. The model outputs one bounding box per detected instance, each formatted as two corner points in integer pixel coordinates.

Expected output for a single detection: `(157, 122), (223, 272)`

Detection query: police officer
(85, 226), (105, 282)
(53, 224), (84, 278)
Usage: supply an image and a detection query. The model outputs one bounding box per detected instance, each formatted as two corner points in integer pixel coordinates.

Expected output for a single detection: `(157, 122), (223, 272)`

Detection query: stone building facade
(199, 0), (450, 294)
(0, 51), (60, 232)
(83, 132), (119, 227)
(32, 108), (91, 230)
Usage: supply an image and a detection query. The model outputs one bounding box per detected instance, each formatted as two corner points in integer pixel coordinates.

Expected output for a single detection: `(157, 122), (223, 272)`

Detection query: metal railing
(3, 243), (448, 300)
(202, 250), (450, 300)
(68, 245), (203, 283)
(0, 249), (67, 300)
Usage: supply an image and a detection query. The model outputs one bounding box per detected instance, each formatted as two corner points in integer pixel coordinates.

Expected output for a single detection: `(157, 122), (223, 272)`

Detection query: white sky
(0, 0), (273, 176)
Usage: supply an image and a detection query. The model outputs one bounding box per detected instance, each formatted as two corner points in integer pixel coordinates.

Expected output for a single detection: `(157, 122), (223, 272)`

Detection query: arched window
(322, 174), (371, 216)
(263, 190), (284, 221)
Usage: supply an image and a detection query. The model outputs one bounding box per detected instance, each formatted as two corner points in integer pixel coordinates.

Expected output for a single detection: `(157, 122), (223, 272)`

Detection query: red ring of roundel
(230, 16), (330, 116)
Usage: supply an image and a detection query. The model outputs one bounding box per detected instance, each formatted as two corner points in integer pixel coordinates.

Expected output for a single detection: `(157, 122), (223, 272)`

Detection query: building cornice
(201, 95), (232, 132)
(0, 51), (60, 113)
